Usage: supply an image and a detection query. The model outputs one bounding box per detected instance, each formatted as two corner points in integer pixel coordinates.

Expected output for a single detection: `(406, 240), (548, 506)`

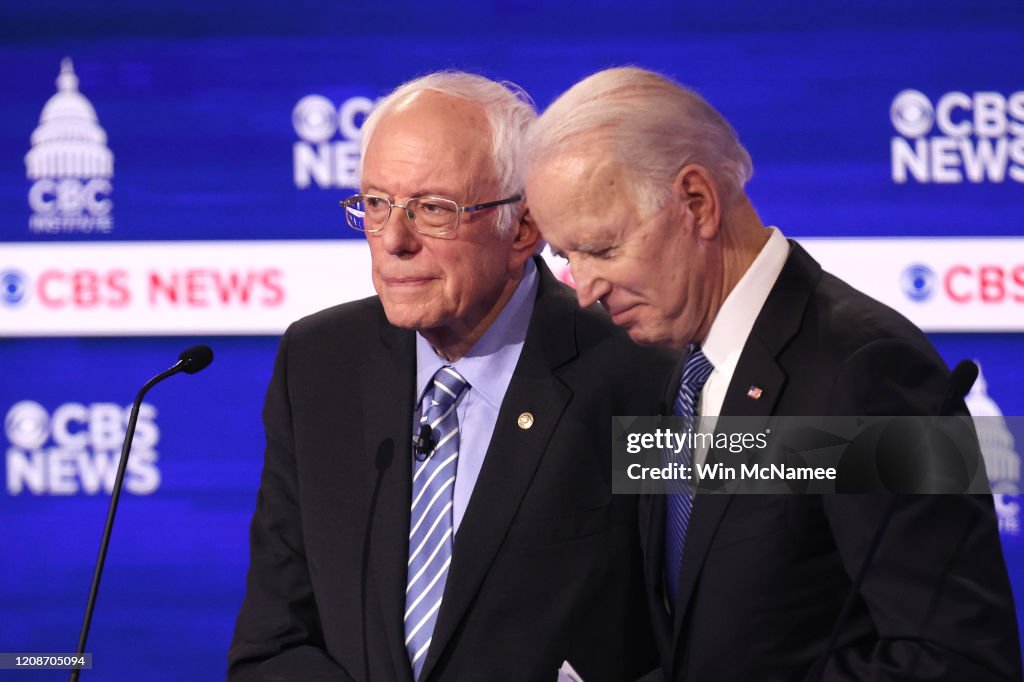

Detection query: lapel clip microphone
(413, 424), (436, 461)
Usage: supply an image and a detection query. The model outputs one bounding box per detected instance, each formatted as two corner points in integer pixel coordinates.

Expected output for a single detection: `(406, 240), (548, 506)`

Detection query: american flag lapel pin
(747, 385), (763, 400)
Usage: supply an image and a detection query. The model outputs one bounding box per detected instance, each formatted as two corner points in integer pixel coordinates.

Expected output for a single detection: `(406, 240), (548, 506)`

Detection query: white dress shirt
(693, 227), (789, 465)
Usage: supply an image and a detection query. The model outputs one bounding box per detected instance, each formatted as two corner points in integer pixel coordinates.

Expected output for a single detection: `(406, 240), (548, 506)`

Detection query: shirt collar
(701, 227), (789, 370)
(415, 257), (539, 409)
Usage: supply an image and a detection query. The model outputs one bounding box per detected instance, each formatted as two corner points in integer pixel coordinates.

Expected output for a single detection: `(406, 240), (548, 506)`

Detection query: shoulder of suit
(815, 272), (932, 346)
(798, 271), (946, 374)
(769, 242), (941, 369)
(285, 295), (386, 343)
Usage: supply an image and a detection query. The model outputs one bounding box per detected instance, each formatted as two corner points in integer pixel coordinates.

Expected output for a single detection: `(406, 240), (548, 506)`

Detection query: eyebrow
(575, 238), (615, 254)
(363, 184), (460, 200)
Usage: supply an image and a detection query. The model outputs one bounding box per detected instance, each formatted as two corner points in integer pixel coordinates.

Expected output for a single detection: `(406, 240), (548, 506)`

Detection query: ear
(509, 206), (542, 268)
(672, 164), (721, 241)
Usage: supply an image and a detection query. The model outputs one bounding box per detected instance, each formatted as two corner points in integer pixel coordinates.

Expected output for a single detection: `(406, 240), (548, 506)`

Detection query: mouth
(608, 303), (640, 326)
(381, 275), (436, 287)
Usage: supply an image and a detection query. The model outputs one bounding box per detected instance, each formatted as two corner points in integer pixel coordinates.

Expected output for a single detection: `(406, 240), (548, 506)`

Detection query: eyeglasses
(340, 192), (522, 237)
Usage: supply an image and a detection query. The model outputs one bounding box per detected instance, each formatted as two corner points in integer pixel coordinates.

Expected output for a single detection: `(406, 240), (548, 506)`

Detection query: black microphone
(71, 345), (214, 682)
(413, 424), (436, 461)
(940, 360), (979, 416)
(811, 359), (978, 682)
(179, 344), (214, 375)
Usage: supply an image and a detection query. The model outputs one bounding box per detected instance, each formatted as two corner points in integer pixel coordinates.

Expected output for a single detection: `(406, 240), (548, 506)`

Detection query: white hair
(359, 71), (537, 236)
(526, 66), (753, 211)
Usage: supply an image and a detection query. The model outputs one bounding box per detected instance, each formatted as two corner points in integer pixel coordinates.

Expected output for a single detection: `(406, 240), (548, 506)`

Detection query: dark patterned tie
(664, 346), (714, 605)
(405, 365), (468, 679)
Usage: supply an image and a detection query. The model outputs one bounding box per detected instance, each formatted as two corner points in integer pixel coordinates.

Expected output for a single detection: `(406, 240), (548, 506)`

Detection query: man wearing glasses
(229, 71), (676, 681)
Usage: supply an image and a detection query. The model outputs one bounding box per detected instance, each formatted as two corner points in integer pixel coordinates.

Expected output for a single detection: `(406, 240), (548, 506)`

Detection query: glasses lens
(343, 196), (367, 231)
(361, 195), (392, 231)
(409, 198), (458, 234)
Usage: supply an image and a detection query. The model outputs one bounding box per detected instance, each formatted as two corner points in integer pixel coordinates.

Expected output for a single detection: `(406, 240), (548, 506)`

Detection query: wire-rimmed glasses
(340, 192), (522, 237)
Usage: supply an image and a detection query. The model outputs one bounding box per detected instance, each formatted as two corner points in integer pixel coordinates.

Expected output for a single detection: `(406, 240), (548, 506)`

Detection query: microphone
(811, 359), (978, 682)
(71, 345), (214, 682)
(179, 344), (214, 374)
(940, 360), (979, 416)
(413, 424), (436, 461)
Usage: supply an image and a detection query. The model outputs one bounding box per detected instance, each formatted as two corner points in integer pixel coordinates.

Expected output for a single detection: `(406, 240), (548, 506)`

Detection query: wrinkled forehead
(528, 152), (642, 254)
(531, 152), (636, 221)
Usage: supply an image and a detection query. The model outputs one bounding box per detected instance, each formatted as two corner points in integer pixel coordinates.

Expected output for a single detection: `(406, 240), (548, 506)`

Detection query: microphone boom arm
(71, 346), (213, 681)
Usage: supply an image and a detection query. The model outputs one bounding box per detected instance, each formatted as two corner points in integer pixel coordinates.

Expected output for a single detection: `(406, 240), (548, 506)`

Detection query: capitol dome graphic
(24, 58), (114, 234)
(965, 364), (1021, 535)
(967, 366), (1021, 491)
(25, 58), (113, 180)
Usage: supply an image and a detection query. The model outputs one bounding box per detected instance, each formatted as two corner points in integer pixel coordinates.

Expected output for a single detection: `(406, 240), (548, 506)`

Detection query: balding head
(360, 71), (537, 235)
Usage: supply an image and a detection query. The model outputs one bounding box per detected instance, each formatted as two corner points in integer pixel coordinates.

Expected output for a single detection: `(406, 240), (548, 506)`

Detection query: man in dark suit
(524, 66), (1021, 680)
(229, 72), (675, 681)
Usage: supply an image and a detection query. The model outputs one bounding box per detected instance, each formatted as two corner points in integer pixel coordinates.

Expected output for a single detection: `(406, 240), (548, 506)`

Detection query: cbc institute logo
(890, 88), (1024, 184)
(25, 58), (114, 235)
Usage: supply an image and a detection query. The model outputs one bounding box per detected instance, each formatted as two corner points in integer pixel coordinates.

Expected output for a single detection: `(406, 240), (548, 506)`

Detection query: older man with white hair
(229, 71), (676, 682)
(525, 66), (1020, 681)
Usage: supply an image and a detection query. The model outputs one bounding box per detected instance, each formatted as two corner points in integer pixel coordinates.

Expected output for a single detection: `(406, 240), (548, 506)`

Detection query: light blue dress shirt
(413, 258), (539, 533)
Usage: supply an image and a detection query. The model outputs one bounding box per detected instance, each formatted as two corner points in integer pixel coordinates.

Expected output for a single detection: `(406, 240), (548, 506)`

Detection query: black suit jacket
(640, 242), (1021, 681)
(229, 259), (678, 682)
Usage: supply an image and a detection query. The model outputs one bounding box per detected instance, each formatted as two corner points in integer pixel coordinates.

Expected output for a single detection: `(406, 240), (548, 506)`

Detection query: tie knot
(674, 347), (714, 418)
(681, 347), (714, 392)
(428, 365), (469, 411)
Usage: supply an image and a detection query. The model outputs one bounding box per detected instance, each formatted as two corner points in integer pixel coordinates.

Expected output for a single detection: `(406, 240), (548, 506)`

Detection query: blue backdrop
(2, 1), (1022, 678)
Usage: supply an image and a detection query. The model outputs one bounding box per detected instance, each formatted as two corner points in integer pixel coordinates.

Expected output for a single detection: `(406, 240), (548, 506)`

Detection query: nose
(375, 206), (422, 256)
(571, 259), (610, 309)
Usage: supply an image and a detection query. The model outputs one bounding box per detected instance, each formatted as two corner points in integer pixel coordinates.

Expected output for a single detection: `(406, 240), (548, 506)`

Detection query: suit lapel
(419, 261), (577, 681)
(638, 354), (686, 654)
(670, 241), (822, 666)
(362, 313), (418, 682)
(639, 493), (675, 668)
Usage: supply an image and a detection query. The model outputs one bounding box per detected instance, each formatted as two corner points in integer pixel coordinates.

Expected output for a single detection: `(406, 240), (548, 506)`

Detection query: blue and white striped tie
(405, 365), (468, 679)
(664, 346), (714, 605)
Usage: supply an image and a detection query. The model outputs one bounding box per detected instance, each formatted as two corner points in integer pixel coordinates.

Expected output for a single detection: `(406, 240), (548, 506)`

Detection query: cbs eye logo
(5, 400), (49, 450)
(1, 269), (29, 306)
(891, 90), (935, 138)
(901, 264), (936, 302)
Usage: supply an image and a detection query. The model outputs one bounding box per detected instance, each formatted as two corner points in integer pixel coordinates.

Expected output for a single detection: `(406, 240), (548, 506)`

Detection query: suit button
(517, 412), (534, 429)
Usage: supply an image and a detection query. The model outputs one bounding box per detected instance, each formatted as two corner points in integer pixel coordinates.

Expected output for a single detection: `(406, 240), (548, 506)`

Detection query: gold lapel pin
(517, 412), (534, 430)
(747, 386), (764, 400)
